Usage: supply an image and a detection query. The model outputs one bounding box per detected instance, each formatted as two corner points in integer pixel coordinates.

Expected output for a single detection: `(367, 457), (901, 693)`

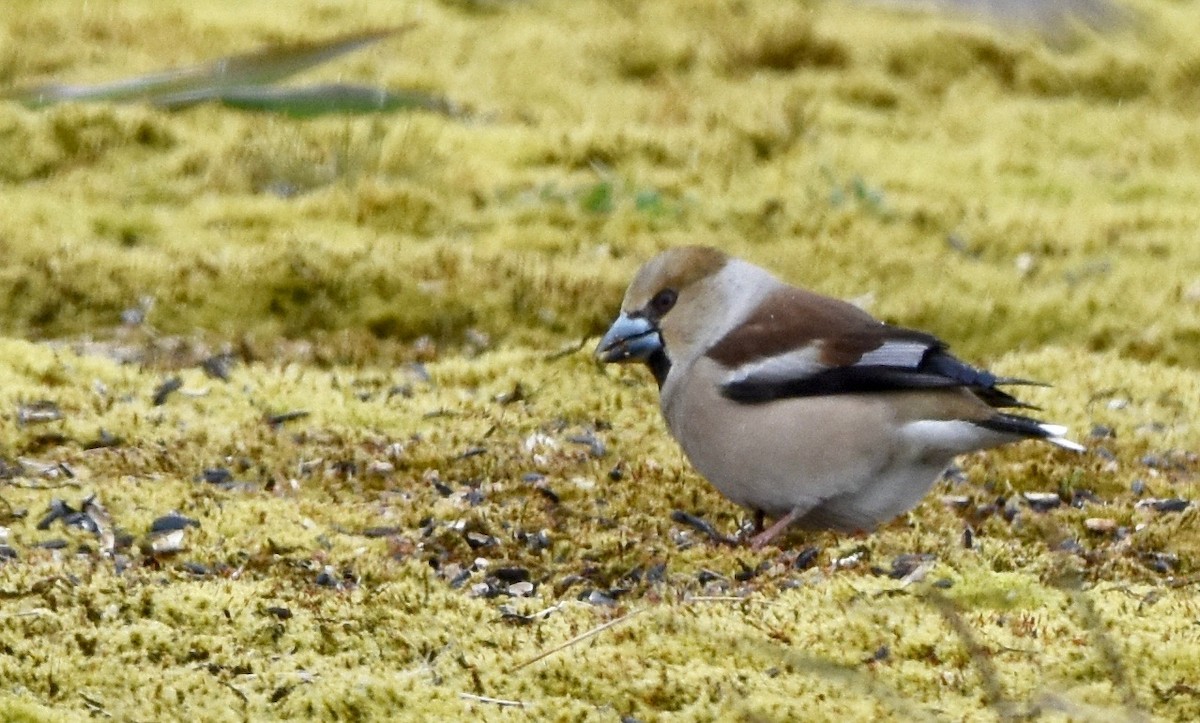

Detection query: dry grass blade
(507, 608), (646, 672)
(861, 0), (1134, 39)
(737, 637), (940, 721)
(458, 693), (526, 708)
(922, 590), (1021, 720)
(1050, 574), (1151, 723)
(155, 83), (459, 117)
(2, 25), (412, 106)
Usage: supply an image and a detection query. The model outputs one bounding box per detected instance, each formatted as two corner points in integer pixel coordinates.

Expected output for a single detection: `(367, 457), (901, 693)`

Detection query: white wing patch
(724, 338), (932, 387)
(722, 343), (826, 385)
(855, 339), (930, 368)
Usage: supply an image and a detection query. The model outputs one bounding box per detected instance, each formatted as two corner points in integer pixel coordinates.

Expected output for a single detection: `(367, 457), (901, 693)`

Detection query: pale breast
(660, 357), (911, 519)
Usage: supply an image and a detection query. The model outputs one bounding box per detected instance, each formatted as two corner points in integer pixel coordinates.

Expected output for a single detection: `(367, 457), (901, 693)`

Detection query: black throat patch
(647, 349), (671, 389)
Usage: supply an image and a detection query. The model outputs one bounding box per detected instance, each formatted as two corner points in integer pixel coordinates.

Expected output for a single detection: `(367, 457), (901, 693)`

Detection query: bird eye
(649, 288), (677, 316)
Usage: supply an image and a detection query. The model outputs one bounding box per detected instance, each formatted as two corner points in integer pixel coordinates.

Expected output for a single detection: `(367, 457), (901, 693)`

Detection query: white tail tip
(1040, 424), (1085, 452)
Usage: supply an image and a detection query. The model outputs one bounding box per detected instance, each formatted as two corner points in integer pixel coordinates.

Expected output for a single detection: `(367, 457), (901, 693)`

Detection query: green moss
(0, 0), (1195, 366)
(0, 335), (1195, 719)
(2, 0), (1200, 718)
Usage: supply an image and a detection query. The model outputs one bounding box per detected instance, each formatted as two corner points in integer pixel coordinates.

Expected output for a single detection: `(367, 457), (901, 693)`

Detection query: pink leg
(749, 508), (802, 550)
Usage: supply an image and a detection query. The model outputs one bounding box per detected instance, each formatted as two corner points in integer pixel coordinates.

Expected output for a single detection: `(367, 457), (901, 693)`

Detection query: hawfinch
(596, 246), (1082, 549)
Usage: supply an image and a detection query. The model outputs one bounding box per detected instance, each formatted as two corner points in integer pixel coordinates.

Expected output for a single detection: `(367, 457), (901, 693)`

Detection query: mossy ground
(1, 0), (1199, 720)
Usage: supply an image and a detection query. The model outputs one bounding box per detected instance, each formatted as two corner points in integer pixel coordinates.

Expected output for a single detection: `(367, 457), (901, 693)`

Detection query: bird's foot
(748, 508), (802, 550)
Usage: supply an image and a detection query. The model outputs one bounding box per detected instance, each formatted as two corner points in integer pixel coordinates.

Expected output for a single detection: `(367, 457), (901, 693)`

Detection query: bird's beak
(595, 313), (662, 363)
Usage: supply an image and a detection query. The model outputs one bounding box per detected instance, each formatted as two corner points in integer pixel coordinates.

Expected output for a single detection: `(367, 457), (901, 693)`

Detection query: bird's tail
(976, 415), (1085, 452)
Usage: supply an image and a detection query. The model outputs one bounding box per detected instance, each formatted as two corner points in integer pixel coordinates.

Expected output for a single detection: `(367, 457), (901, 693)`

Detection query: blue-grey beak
(596, 313), (662, 363)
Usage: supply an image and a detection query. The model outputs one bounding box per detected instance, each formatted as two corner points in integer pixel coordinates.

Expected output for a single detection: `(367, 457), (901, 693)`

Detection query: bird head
(596, 246), (743, 384)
